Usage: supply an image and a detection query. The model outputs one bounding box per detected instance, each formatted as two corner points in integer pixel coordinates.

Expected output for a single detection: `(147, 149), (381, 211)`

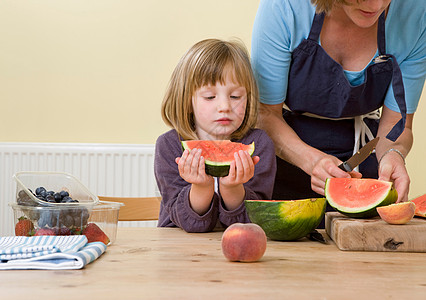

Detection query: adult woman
(251, 0), (425, 203)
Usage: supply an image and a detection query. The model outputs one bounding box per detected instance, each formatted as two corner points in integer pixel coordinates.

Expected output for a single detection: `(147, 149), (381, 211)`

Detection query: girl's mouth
(215, 118), (232, 125)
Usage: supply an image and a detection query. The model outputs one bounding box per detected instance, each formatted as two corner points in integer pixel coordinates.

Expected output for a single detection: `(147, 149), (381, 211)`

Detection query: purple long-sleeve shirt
(154, 128), (277, 232)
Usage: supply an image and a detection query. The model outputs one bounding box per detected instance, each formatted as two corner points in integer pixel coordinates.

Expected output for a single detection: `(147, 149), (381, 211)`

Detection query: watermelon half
(244, 198), (326, 241)
(411, 194), (426, 218)
(181, 140), (255, 177)
(325, 178), (397, 218)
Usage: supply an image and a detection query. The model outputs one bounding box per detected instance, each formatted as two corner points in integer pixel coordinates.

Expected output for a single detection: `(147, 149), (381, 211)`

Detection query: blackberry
(17, 190), (36, 206)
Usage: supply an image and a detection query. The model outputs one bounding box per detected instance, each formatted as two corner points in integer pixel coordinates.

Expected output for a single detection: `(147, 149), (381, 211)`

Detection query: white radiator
(0, 142), (158, 236)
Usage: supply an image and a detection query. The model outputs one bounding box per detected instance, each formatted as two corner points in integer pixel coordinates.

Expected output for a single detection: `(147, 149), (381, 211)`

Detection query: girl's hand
(219, 151), (260, 211)
(310, 154), (362, 196)
(220, 151), (260, 187)
(175, 149), (213, 186)
(378, 151), (409, 203)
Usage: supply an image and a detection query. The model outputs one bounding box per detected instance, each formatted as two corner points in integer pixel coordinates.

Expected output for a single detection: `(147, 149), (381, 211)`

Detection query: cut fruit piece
(377, 202), (416, 225)
(325, 178), (397, 218)
(411, 194), (426, 218)
(181, 140), (255, 177)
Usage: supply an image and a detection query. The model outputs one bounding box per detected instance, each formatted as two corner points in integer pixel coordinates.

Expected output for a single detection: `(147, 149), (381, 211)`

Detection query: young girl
(154, 39), (277, 232)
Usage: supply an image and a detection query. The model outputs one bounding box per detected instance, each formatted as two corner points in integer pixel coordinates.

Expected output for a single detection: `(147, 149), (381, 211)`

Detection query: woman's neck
(320, 6), (380, 71)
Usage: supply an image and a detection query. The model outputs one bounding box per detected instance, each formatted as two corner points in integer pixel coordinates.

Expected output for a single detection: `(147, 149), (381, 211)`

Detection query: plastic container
(10, 201), (122, 245)
(13, 171), (98, 207)
(11, 172), (121, 245)
(10, 202), (91, 235)
(88, 201), (123, 245)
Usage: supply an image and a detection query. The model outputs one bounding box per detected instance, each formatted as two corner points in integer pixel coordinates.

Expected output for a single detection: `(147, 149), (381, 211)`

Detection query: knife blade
(307, 229), (327, 244)
(338, 137), (379, 172)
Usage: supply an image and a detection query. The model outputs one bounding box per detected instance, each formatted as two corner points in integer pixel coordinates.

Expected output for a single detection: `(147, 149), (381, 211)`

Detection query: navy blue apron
(274, 12), (407, 227)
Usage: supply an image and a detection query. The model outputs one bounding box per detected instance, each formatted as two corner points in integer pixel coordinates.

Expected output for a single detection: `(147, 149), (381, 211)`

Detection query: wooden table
(1, 227), (425, 299)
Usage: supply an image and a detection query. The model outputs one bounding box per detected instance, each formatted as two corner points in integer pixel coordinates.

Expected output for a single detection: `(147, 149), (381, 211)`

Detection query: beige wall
(1, 1), (425, 198)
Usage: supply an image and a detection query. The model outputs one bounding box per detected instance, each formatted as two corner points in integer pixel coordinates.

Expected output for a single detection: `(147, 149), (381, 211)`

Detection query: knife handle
(338, 162), (352, 172)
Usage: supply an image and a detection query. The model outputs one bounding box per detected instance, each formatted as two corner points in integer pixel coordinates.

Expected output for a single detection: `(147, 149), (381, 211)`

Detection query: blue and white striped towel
(0, 235), (107, 270)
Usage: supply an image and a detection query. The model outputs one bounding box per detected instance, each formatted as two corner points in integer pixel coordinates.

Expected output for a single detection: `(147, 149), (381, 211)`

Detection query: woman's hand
(378, 151), (409, 203)
(310, 154), (362, 196)
(175, 149), (213, 186)
(376, 107), (414, 203)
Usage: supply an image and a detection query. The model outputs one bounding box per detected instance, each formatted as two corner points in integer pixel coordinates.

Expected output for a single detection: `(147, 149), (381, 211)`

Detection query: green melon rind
(244, 198), (326, 241)
(324, 179), (398, 218)
(181, 141), (255, 177)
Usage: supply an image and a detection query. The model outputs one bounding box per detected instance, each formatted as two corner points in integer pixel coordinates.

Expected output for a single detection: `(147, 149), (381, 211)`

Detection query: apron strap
(385, 54), (407, 142)
(377, 11), (386, 55)
(308, 13), (325, 42)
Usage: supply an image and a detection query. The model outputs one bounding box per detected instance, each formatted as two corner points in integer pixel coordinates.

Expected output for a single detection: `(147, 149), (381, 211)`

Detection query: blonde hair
(311, 0), (351, 14)
(161, 38), (259, 140)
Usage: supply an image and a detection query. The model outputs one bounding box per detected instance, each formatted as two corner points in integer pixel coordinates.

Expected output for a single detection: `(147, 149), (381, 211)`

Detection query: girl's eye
(203, 96), (215, 100)
(230, 95), (242, 99)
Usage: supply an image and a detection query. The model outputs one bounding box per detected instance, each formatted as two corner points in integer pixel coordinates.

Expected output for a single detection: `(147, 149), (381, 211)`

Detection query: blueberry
(47, 191), (55, 196)
(35, 187), (46, 196)
(54, 193), (62, 202)
(36, 195), (47, 202)
(61, 196), (74, 203)
(59, 190), (69, 198)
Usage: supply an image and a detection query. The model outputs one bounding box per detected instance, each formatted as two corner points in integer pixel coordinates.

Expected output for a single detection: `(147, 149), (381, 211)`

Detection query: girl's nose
(218, 96), (231, 112)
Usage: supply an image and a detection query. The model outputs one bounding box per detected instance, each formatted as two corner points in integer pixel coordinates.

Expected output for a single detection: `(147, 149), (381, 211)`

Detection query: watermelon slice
(325, 178), (397, 218)
(411, 194), (426, 218)
(181, 140), (255, 177)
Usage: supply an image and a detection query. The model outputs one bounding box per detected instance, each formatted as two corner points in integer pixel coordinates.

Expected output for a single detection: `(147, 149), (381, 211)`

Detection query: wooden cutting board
(325, 211), (426, 252)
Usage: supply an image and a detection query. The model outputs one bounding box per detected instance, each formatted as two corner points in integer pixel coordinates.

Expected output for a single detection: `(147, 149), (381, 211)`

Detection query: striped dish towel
(0, 235), (107, 270)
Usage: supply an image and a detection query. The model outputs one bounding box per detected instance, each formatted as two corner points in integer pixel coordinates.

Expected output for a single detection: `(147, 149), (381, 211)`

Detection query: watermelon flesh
(244, 198), (326, 241)
(325, 178), (397, 218)
(411, 194), (426, 218)
(181, 140), (255, 177)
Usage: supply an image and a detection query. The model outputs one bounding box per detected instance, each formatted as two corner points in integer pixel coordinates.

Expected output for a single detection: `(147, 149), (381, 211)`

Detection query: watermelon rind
(244, 198), (326, 241)
(324, 178), (398, 218)
(181, 141), (255, 177)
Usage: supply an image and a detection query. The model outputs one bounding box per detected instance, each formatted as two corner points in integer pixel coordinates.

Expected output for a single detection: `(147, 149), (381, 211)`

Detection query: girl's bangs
(193, 51), (250, 90)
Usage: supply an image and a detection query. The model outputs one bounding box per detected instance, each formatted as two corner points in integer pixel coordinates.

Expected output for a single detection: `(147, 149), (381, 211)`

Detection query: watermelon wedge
(181, 140), (255, 177)
(411, 194), (426, 218)
(325, 178), (397, 218)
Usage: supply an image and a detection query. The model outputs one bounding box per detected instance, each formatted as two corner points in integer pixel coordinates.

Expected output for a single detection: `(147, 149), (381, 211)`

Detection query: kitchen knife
(338, 137), (379, 172)
(307, 229), (327, 244)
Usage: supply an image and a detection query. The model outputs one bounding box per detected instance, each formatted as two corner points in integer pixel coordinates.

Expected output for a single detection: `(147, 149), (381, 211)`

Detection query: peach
(377, 202), (416, 225)
(221, 223), (267, 262)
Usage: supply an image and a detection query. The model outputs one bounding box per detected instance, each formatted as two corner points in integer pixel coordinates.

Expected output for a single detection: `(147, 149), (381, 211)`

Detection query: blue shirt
(251, 0), (426, 114)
